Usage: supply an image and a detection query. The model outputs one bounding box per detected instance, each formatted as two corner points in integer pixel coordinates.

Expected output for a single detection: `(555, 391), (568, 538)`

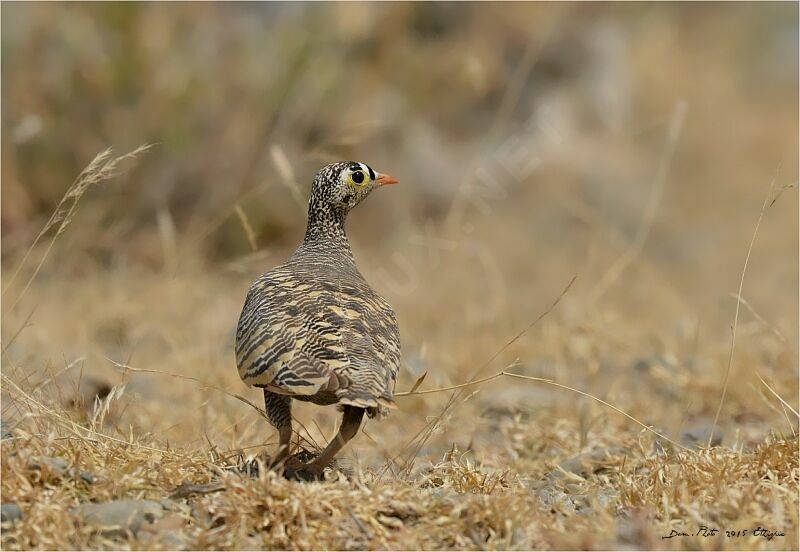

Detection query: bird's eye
(348, 170), (367, 186)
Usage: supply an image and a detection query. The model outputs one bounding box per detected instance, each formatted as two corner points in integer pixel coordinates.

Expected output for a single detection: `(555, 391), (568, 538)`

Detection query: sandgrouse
(235, 161), (401, 477)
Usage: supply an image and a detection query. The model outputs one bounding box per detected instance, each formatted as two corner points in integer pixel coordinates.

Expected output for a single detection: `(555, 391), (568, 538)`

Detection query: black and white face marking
(309, 161), (397, 217)
(341, 162), (376, 189)
(304, 161), (399, 242)
(329, 162), (378, 210)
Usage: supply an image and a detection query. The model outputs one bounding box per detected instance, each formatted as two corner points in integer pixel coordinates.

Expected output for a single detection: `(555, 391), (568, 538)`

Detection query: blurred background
(2, 2), (798, 465)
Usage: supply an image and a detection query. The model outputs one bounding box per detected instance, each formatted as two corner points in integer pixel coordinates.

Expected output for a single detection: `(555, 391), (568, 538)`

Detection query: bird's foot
(236, 450), (335, 482)
(282, 465), (325, 482)
(280, 454), (335, 481)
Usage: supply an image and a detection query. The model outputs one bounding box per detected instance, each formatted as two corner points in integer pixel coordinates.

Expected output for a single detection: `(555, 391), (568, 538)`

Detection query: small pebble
(72, 499), (163, 537)
(0, 420), (12, 440)
(1, 503), (22, 523)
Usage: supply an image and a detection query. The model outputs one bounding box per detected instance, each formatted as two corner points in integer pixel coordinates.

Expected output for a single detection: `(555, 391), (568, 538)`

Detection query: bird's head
(311, 161), (399, 214)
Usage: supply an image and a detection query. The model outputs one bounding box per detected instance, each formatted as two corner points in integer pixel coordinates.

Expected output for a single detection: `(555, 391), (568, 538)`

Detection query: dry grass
(1, 380), (797, 550)
(2, 3), (798, 550)
(1, 218), (797, 549)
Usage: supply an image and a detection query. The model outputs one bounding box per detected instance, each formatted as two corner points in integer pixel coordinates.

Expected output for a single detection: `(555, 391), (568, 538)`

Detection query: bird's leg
(301, 405), (365, 476)
(272, 425), (292, 468)
(263, 390), (293, 468)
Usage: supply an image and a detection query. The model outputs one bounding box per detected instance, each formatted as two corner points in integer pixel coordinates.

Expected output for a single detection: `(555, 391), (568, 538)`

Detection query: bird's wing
(235, 267), (342, 395)
(235, 267), (400, 407)
(330, 284), (400, 408)
(366, 293), (401, 399)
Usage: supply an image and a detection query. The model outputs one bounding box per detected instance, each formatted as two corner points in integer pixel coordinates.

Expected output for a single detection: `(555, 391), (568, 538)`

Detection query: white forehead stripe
(359, 163), (376, 181)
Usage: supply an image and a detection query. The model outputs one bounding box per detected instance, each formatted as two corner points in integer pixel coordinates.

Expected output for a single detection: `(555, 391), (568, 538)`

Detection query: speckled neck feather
(298, 191), (354, 270)
(303, 194), (347, 243)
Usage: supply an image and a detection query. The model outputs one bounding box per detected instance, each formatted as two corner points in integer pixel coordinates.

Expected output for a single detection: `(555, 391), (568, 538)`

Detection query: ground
(1, 193), (797, 548)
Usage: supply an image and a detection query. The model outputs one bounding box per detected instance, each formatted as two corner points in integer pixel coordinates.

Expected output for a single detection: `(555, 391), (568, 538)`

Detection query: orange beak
(376, 172), (399, 186)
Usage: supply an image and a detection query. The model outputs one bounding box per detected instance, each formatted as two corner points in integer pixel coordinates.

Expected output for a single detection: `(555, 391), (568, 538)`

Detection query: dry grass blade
(1, 372), (198, 460)
(708, 179), (777, 448)
(156, 207), (179, 273)
(728, 292), (788, 344)
(231, 394), (269, 423)
(30, 357), (85, 395)
(390, 276), (576, 475)
(407, 371), (428, 394)
(4, 145), (152, 311)
(234, 203), (259, 252)
(2, 147), (107, 294)
(587, 101), (688, 305)
(89, 383), (127, 430)
(270, 144), (307, 213)
(108, 358), (266, 418)
(110, 360), (327, 454)
(500, 372), (694, 454)
(1, 306), (36, 355)
(756, 371), (799, 419)
(468, 275), (576, 383)
(397, 367), (692, 454)
(396, 372), (508, 397)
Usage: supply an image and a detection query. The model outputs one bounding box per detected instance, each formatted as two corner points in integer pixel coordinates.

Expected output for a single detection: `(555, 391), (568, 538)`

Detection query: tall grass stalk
(3, 145), (151, 314)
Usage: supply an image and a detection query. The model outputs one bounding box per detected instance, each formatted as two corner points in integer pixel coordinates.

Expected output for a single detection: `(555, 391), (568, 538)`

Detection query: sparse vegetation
(2, 3), (798, 550)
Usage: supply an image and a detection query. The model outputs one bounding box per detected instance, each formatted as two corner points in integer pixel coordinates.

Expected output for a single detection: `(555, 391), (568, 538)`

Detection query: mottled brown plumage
(235, 161), (401, 477)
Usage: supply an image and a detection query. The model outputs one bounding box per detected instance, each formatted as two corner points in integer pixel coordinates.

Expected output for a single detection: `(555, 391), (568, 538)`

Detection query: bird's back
(235, 244), (400, 415)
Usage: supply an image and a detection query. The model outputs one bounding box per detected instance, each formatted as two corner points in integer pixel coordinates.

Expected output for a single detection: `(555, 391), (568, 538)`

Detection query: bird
(235, 161), (401, 478)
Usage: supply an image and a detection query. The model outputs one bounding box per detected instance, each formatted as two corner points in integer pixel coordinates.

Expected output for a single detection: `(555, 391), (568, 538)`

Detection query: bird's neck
(300, 198), (354, 259)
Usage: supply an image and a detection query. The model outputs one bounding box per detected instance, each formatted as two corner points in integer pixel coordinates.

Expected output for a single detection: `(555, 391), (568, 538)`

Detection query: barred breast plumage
(234, 161), (401, 477)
